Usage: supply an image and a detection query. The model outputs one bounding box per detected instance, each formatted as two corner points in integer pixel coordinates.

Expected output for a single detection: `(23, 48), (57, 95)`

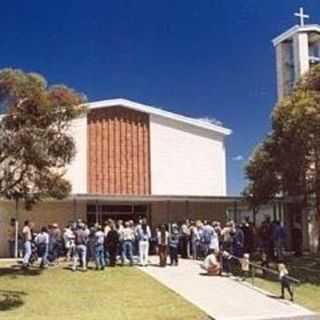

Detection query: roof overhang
(272, 24), (320, 47)
(0, 194), (285, 204)
(88, 98), (232, 136)
(71, 193), (242, 203)
(0, 98), (232, 136)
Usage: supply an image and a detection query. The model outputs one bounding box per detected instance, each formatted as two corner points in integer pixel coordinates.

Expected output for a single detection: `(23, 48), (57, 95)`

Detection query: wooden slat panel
(88, 106), (150, 195)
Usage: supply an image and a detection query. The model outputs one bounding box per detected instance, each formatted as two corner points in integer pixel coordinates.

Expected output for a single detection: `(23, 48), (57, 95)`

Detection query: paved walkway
(139, 257), (319, 320)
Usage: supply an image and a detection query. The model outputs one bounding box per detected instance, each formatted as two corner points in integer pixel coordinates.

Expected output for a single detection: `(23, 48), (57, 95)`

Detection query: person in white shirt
(200, 249), (221, 275)
(278, 262), (293, 301)
(209, 225), (220, 254)
(190, 221), (200, 260)
(35, 227), (49, 268)
(137, 218), (151, 266)
(240, 253), (250, 280)
(63, 226), (75, 262)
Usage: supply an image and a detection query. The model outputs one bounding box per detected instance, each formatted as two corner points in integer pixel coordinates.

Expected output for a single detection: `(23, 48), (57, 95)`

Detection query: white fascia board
(88, 98), (232, 136)
(272, 24), (320, 47)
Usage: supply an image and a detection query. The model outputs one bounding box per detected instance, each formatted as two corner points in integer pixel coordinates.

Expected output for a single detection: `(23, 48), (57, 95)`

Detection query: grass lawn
(0, 262), (209, 320)
(248, 255), (320, 313)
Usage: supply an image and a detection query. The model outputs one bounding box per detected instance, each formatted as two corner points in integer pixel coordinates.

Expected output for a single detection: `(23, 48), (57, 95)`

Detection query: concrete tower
(273, 8), (320, 99)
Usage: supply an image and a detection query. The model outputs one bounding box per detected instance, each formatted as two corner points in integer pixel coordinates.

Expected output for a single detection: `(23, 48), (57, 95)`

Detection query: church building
(2, 8), (314, 257)
(0, 98), (237, 256)
(272, 8), (320, 252)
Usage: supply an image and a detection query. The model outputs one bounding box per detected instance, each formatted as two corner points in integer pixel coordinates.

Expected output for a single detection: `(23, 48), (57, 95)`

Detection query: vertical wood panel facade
(88, 106), (151, 195)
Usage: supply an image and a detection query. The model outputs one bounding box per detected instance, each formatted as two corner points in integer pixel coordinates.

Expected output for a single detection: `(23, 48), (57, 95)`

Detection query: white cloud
(232, 155), (244, 161)
(197, 117), (223, 126)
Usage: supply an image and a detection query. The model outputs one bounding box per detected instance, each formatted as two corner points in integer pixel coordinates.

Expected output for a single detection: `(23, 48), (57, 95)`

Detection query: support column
(14, 198), (19, 259)
(73, 197), (77, 221)
(233, 201), (238, 222)
(147, 203), (152, 228)
(273, 203), (277, 221)
(95, 200), (99, 224)
(253, 207), (257, 226)
(185, 200), (189, 221)
(167, 201), (171, 231)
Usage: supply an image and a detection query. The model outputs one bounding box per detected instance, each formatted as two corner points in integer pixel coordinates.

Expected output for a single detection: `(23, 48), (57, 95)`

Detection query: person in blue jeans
(72, 224), (88, 272)
(121, 221), (135, 266)
(95, 225), (105, 270)
(49, 223), (62, 265)
(22, 220), (32, 268)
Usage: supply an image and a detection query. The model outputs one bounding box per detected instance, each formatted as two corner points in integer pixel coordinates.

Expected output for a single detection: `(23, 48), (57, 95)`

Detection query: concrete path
(139, 257), (319, 320)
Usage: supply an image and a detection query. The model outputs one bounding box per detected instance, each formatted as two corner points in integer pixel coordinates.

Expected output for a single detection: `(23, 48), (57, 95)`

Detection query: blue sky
(1, 1), (319, 195)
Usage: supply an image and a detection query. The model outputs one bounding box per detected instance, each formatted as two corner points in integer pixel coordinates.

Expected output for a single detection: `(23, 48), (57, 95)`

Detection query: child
(221, 250), (232, 276)
(240, 253), (250, 280)
(278, 262), (294, 301)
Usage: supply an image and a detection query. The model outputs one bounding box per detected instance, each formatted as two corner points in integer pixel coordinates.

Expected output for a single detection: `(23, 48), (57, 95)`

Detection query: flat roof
(272, 24), (320, 46)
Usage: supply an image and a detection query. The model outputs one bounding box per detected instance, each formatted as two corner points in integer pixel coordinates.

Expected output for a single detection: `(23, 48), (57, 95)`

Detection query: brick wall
(88, 106), (150, 195)
(0, 200), (87, 257)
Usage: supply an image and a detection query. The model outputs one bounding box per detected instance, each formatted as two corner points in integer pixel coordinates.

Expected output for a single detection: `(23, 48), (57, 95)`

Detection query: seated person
(200, 249), (221, 275)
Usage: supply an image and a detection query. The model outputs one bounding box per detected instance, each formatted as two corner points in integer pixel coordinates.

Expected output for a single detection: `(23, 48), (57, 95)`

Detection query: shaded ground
(248, 255), (320, 312)
(0, 261), (209, 320)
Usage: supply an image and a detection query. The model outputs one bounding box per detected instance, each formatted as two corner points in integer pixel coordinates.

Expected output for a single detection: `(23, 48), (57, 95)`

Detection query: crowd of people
(15, 218), (153, 271)
(7, 215), (296, 300)
(8, 216), (289, 272)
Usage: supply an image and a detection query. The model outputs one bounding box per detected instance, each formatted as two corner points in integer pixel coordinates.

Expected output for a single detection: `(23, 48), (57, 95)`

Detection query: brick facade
(88, 106), (151, 195)
(0, 200), (87, 257)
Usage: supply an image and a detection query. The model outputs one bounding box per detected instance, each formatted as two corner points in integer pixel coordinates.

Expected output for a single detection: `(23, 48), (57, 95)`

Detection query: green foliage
(0, 68), (87, 209)
(243, 136), (280, 208)
(245, 64), (320, 211)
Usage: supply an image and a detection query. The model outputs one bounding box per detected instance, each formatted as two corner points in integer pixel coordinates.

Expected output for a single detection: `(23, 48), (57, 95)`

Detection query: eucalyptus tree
(245, 65), (320, 241)
(0, 68), (86, 209)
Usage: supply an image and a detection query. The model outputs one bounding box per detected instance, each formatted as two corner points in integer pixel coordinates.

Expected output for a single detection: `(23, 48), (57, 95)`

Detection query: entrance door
(87, 204), (148, 225)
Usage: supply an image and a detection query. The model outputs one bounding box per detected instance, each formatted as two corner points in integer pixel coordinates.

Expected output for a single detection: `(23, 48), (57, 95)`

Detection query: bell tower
(273, 8), (320, 99)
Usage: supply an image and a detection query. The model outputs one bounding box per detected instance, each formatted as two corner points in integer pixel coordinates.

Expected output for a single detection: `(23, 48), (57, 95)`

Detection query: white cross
(294, 7), (310, 27)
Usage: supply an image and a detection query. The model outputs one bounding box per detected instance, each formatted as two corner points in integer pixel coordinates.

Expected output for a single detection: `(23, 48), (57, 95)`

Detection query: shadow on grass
(286, 255), (320, 285)
(0, 290), (26, 311)
(246, 255), (320, 286)
(259, 262), (320, 286)
(0, 265), (42, 279)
